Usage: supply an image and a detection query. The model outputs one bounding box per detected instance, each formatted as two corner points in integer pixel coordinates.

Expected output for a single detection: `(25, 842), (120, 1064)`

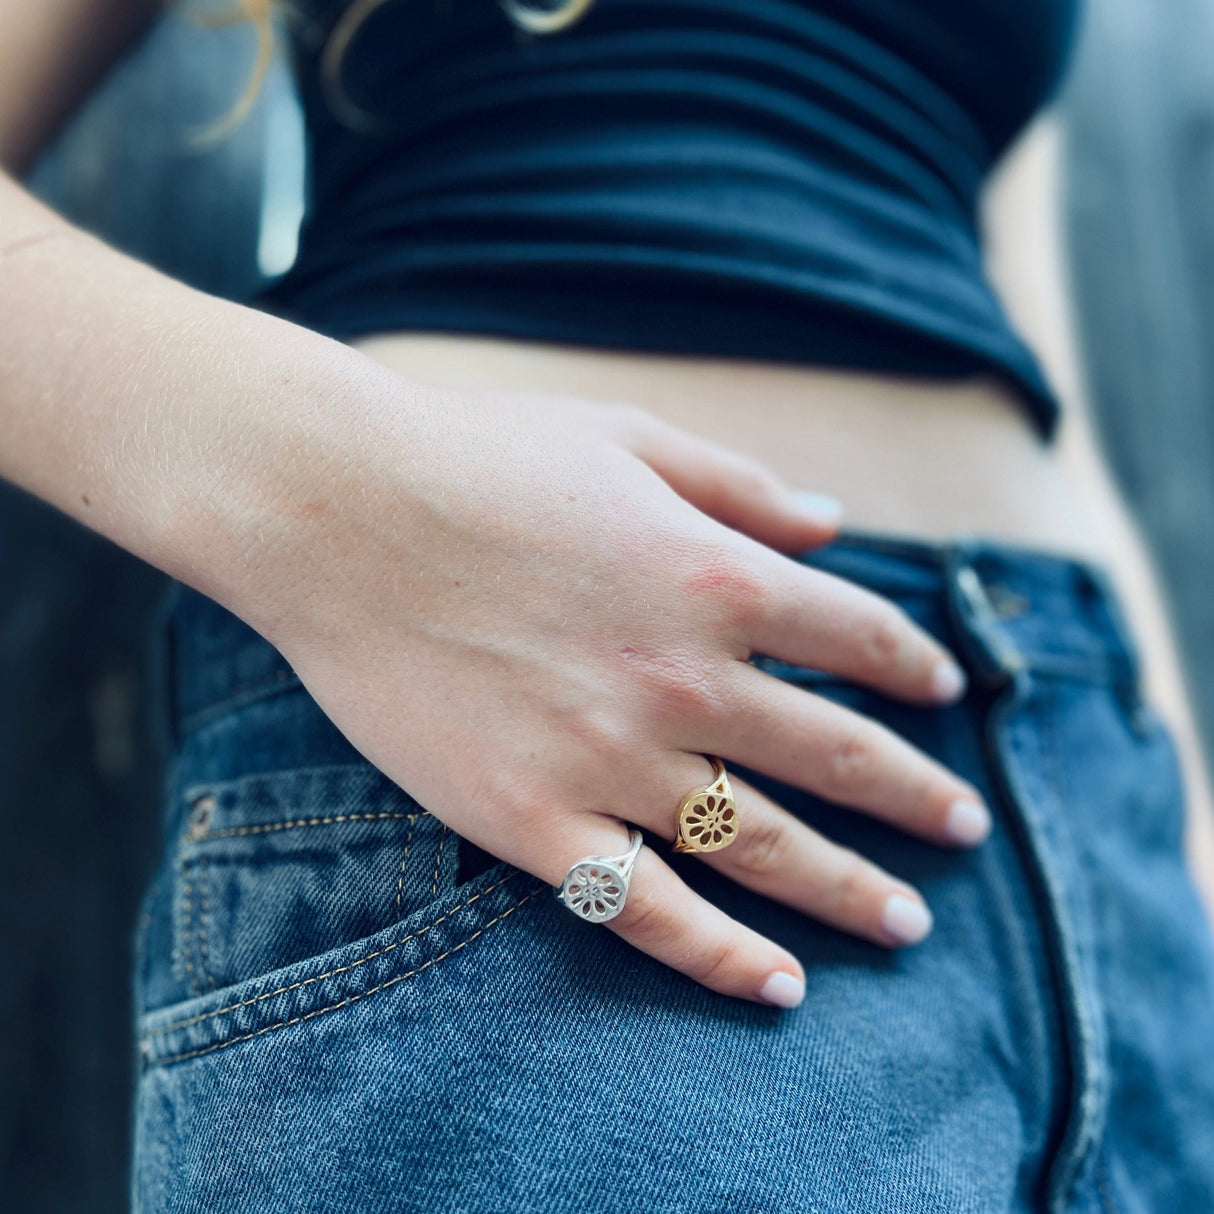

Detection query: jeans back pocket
(165, 764), (456, 998)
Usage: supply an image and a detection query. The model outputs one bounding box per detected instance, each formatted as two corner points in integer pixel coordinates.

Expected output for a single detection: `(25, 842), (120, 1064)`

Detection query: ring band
(672, 755), (738, 854)
(554, 828), (643, 924)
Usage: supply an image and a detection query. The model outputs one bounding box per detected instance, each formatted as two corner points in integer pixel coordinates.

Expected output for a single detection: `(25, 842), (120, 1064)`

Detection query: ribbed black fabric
(262, 0), (1081, 437)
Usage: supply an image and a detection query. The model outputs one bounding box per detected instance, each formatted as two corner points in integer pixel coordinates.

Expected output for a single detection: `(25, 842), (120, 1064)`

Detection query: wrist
(151, 307), (445, 642)
(0, 193), (443, 640)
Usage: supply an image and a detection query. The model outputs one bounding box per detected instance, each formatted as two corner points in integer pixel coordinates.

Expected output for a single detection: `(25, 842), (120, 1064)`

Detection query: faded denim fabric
(133, 532), (1214, 1213)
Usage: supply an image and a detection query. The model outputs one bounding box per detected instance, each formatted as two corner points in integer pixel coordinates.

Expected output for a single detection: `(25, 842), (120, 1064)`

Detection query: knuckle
(488, 776), (551, 837)
(859, 604), (911, 671)
(464, 763), (531, 821)
(689, 939), (741, 988)
(613, 401), (662, 439)
(683, 546), (770, 634)
(647, 660), (733, 727)
(827, 850), (876, 918)
(560, 702), (633, 766)
(822, 729), (880, 798)
(727, 457), (779, 503)
(732, 814), (789, 879)
(611, 884), (671, 943)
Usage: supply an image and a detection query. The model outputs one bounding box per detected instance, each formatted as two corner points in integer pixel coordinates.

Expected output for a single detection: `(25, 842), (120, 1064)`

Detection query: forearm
(0, 173), (410, 623)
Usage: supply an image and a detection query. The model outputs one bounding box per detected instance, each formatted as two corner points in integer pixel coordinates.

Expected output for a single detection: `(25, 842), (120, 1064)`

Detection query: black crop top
(261, 0), (1082, 437)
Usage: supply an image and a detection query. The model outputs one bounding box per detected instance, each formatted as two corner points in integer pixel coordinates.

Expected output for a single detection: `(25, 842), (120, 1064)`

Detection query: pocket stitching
(145, 868), (531, 1039)
(195, 809), (425, 842)
(149, 881), (544, 1067)
(178, 796), (435, 995)
(197, 855), (214, 992)
(429, 824), (449, 898)
(393, 815), (419, 913)
(179, 866), (202, 997)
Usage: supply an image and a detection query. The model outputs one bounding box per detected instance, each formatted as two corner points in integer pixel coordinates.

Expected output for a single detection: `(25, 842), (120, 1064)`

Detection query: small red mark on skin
(682, 562), (759, 641)
(297, 499), (327, 520)
(618, 646), (638, 660)
(685, 568), (737, 594)
(80, 494), (90, 506)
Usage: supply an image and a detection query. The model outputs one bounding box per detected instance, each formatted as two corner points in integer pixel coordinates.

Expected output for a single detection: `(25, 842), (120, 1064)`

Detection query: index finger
(720, 540), (967, 706)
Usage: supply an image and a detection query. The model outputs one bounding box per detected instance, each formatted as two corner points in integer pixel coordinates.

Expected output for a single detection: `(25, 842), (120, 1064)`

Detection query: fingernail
(759, 970), (806, 1008)
(793, 490), (843, 529)
(944, 798), (992, 846)
(929, 658), (968, 703)
(881, 894), (933, 946)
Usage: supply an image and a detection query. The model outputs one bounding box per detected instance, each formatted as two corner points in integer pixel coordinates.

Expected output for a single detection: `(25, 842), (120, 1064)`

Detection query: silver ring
(554, 829), (643, 924)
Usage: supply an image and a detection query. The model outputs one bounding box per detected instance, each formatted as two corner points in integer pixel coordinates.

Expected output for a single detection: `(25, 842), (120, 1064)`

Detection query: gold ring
(672, 756), (738, 854)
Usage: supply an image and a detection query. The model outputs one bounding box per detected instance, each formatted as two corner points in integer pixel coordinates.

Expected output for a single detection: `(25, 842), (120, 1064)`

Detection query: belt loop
(943, 541), (1025, 687)
(1076, 561), (1151, 735)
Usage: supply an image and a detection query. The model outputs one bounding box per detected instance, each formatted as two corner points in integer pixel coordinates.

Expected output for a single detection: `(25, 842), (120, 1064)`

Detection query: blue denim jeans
(133, 532), (1214, 1213)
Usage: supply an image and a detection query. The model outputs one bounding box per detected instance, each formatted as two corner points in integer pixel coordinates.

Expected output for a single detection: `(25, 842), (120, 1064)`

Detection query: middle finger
(682, 664), (992, 847)
(724, 540), (967, 706)
(633, 757), (936, 948)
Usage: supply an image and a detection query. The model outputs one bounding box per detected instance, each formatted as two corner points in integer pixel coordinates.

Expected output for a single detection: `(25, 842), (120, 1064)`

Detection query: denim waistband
(163, 529), (1145, 734)
(152, 526), (1214, 1214)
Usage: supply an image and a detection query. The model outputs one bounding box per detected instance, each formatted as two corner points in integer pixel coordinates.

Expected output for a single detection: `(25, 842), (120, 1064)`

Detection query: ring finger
(640, 754), (934, 949)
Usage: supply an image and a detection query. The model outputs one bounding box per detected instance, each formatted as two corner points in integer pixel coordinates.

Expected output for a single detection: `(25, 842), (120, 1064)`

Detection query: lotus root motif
(678, 791), (737, 852)
(560, 862), (626, 923)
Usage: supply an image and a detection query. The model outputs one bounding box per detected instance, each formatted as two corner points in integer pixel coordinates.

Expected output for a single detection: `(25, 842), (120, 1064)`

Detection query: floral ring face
(554, 831), (643, 925)
(677, 791), (738, 852)
(673, 757), (738, 855)
(558, 860), (629, 923)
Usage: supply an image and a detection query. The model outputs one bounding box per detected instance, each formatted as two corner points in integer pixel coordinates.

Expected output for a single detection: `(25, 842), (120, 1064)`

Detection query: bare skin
(2, 1), (1211, 1011)
(345, 117), (1214, 927)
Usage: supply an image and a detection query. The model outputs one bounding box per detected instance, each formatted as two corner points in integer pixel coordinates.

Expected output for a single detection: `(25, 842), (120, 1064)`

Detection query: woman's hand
(211, 364), (990, 1009)
(0, 173), (985, 1009)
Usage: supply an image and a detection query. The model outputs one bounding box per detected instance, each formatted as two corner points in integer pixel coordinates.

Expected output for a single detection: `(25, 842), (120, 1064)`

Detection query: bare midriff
(352, 332), (1104, 560)
(352, 327), (1214, 918)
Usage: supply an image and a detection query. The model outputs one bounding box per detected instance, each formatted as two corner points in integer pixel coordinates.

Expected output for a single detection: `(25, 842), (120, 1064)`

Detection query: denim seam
(147, 883), (544, 1067)
(1000, 701), (1103, 1211)
(430, 825), (449, 898)
(191, 810), (426, 842)
(179, 865), (202, 998)
(1011, 656), (1127, 687)
(1095, 1154), (1121, 1214)
(394, 816), (418, 913)
(197, 855), (214, 993)
(1040, 689), (1108, 1204)
(144, 869), (529, 1039)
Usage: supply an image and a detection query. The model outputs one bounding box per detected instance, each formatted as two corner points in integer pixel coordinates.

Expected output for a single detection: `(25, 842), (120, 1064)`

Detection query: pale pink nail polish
(882, 894), (933, 945)
(759, 971), (806, 1008)
(944, 798), (992, 846)
(930, 659), (968, 703)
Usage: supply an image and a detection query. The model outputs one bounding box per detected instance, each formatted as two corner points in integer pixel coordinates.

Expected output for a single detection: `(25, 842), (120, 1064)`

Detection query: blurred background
(3, 0), (1214, 1208)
